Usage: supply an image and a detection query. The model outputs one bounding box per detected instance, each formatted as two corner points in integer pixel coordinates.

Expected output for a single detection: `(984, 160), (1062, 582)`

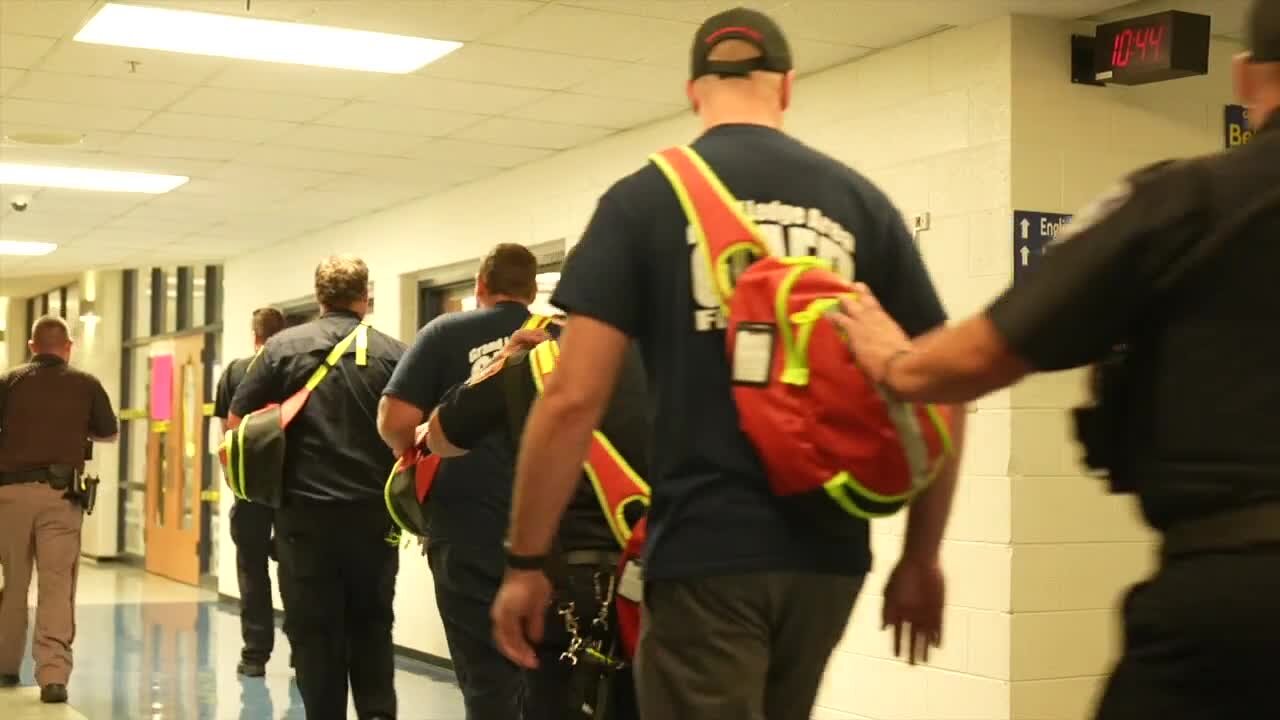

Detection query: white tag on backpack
(732, 323), (775, 387)
(618, 560), (644, 602)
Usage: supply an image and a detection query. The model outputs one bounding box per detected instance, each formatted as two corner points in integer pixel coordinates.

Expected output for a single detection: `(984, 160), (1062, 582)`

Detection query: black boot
(40, 684), (68, 703)
(0, 674), (19, 687)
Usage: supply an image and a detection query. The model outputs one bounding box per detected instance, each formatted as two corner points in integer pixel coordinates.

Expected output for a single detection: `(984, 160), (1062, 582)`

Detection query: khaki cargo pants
(0, 482), (83, 685)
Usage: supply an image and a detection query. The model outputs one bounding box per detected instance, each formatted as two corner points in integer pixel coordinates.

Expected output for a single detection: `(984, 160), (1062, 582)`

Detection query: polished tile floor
(0, 561), (466, 719)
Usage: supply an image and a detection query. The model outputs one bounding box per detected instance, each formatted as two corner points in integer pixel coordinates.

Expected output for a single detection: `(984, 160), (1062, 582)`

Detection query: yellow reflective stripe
(923, 404), (955, 482)
(583, 433), (650, 546)
(356, 325), (369, 367)
(528, 340), (557, 393)
(304, 365), (330, 391)
(304, 323), (367, 390)
(523, 314), (552, 331)
(384, 458), (411, 534)
(236, 418), (249, 500)
(774, 263), (815, 386)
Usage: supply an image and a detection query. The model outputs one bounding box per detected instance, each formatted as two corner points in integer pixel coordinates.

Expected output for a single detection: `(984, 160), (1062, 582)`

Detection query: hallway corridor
(0, 562), (466, 719)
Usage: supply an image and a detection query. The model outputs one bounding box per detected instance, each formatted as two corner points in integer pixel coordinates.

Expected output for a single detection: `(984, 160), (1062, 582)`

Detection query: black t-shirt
(213, 356), (252, 421)
(382, 301), (534, 548)
(551, 124), (947, 581)
(435, 342), (651, 552)
(987, 115), (1280, 529)
(230, 311), (406, 504)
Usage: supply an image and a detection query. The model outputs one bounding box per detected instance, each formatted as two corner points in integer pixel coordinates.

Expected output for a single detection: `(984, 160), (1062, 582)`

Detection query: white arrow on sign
(1019, 218), (1031, 240)
(1020, 246), (1031, 267)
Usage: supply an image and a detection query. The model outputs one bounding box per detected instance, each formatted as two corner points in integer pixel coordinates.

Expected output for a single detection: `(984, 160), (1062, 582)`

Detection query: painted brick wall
(1007, 16), (1243, 720)
(221, 17), (1016, 718)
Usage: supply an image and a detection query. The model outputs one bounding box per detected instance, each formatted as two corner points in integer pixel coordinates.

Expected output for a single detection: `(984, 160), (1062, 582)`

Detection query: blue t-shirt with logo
(383, 301), (532, 553)
(550, 124), (947, 581)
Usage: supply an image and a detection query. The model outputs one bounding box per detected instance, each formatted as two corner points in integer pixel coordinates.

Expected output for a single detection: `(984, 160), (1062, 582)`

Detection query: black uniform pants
(276, 499), (398, 720)
(229, 500), (275, 664)
(529, 564), (639, 720)
(1095, 546), (1280, 720)
(427, 542), (527, 720)
(635, 572), (863, 720)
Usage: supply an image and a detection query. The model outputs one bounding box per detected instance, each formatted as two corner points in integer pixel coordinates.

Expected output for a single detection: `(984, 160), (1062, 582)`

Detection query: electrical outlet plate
(912, 213), (931, 232)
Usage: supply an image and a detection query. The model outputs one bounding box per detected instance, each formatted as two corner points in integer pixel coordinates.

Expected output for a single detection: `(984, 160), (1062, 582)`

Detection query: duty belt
(1162, 502), (1280, 557)
(0, 466), (74, 487)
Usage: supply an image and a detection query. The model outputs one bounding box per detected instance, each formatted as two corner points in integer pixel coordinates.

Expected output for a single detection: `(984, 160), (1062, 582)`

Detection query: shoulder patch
(1052, 180), (1134, 246)
(466, 354), (507, 386)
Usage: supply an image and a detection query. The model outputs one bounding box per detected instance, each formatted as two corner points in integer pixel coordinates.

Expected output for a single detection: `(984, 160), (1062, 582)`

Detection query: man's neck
(480, 295), (527, 309)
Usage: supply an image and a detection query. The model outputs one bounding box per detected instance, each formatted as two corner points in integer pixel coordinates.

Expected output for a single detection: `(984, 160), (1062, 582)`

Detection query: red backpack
(650, 146), (955, 533)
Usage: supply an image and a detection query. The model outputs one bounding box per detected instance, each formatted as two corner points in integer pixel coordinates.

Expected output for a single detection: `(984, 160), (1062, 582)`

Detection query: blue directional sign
(1013, 210), (1073, 286)
(1225, 104), (1252, 148)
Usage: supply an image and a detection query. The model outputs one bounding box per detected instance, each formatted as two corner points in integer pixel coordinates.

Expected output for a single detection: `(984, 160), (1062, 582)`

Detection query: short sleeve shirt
(213, 356), (252, 420)
(551, 124), (947, 581)
(382, 301), (536, 549)
(436, 341), (651, 552)
(0, 355), (117, 472)
(231, 311), (406, 503)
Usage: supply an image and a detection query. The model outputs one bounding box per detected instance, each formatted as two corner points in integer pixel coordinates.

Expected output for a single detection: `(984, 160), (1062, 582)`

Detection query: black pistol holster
(1072, 346), (1137, 494)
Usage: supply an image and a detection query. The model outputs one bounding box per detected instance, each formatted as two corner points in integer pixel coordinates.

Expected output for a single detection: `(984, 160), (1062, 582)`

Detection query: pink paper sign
(150, 354), (174, 421)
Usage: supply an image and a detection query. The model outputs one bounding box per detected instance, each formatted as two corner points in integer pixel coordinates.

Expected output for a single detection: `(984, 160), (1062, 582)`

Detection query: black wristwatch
(504, 540), (549, 572)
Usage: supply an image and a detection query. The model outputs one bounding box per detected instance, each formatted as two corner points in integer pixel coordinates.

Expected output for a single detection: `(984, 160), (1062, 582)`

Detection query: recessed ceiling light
(0, 163), (188, 193)
(2, 132), (85, 147)
(0, 240), (57, 257)
(75, 3), (463, 74)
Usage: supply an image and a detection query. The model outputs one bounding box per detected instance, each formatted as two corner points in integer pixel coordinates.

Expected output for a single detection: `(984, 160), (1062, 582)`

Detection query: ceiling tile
(453, 116), (613, 150)
(208, 62), (389, 99)
(84, 152), (227, 179)
(306, 176), (432, 204)
(361, 75), (550, 115)
(169, 87), (346, 123)
(767, 2), (948, 48)
(0, 1), (96, 39)
(241, 145), (379, 173)
(71, 229), (164, 249)
(0, 68), (27, 94)
(277, 125), (427, 157)
(253, 0), (547, 42)
(205, 163), (338, 189)
(508, 93), (680, 129)
(35, 41), (228, 83)
(483, 4), (692, 62)
(136, 112), (297, 143)
(791, 39), (876, 75)
(406, 138), (554, 168)
(421, 44), (630, 91)
(569, 63), (687, 104)
(348, 155), (494, 184)
(0, 208), (100, 239)
(0, 126), (125, 152)
(314, 102), (485, 136)
(110, 133), (257, 162)
(0, 98), (152, 132)
(10, 71), (192, 110)
(555, 0), (788, 23)
(0, 34), (57, 69)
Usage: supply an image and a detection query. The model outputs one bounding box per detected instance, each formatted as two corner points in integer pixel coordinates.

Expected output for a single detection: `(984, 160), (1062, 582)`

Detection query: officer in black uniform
(229, 256), (406, 720)
(831, 3), (1280, 718)
(377, 243), (542, 720)
(213, 306), (286, 677)
(424, 324), (648, 720)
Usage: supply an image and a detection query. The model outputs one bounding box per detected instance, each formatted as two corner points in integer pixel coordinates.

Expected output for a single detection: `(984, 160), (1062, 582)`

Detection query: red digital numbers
(1111, 24), (1165, 68)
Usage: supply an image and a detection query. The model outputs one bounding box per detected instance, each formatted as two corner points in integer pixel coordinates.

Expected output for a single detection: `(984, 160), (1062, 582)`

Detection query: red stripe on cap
(706, 26), (763, 44)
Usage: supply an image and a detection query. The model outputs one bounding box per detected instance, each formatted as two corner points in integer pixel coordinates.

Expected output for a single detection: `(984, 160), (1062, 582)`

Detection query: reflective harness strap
(650, 146), (771, 313)
(304, 322), (370, 392)
(523, 314), (554, 331)
(527, 341), (649, 549)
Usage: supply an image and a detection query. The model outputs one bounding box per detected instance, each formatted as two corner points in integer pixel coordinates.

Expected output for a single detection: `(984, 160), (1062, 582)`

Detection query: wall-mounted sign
(1013, 210), (1074, 286)
(1225, 105), (1253, 148)
(1092, 11), (1210, 85)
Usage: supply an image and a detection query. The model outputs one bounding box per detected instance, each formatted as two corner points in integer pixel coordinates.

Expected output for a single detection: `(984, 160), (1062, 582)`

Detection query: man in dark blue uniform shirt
(213, 306), (285, 678)
(230, 256), (405, 720)
(832, 3), (1280, 718)
(377, 243), (541, 720)
(491, 9), (965, 720)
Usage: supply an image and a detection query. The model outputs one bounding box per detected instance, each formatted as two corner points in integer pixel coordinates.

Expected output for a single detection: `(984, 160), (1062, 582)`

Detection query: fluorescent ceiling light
(0, 240), (57, 257)
(0, 163), (188, 193)
(75, 3), (463, 74)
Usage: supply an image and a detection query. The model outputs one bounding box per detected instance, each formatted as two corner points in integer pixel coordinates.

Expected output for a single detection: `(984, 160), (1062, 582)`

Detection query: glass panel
(133, 270), (152, 339)
(126, 489), (146, 555)
(64, 285), (80, 339)
(164, 267), (178, 334)
(191, 267), (208, 328)
(155, 428), (168, 528)
(181, 362), (197, 531)
(46, 290), (62, 319)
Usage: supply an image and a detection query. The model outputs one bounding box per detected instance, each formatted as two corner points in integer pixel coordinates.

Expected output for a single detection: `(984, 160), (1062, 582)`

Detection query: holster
(1073, 348), (1136, 493)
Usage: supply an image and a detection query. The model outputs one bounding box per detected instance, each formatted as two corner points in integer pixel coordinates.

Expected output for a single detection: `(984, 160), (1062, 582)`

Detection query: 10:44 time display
(1110, 23), (1166, 68)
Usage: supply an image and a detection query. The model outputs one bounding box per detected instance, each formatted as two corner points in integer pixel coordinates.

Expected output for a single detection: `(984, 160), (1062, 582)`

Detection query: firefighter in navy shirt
(425, 323), (648, 720)
(490, 9), (965, 720)
(377, 243), (542, 720)
(832, 3), (1280, 717)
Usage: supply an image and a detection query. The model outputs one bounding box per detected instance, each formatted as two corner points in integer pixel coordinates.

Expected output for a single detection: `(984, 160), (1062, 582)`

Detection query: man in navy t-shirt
(378, 243), (541, 720)
(490, 8), (966, 720)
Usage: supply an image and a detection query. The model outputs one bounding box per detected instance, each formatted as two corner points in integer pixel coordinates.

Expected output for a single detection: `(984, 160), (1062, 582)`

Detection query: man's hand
(503, 328), (551, 357)
(413, 421), (431, 451)
(491, 570), (553, 669)
(882, 556), (945, 665)
(829, 284), (913, 383)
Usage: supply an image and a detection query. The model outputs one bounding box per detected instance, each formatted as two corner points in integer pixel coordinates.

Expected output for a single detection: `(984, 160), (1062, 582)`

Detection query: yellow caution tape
(119, 408), (147, 421)
(151, 420), (170, 433)
(202, 403), (216, 417)
(200, 490), (220, 502)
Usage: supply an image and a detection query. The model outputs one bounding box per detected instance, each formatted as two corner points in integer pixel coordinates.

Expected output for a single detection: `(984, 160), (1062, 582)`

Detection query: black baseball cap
(690, 7), (793, 80)
(1249, 0), (1280, 62)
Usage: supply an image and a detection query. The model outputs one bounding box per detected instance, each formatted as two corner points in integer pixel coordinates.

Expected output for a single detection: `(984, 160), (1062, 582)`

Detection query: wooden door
(145, 335), (205, 585)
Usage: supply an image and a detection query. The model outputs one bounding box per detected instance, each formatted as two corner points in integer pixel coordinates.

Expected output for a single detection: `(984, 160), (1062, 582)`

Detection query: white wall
(75, 270), (124, 559)
(221, 16), (1019, 715)
(1006, 19), (1243, 719)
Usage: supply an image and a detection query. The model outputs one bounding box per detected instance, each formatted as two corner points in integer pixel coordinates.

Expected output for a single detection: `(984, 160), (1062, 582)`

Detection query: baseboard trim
(215, 593), (454, 673)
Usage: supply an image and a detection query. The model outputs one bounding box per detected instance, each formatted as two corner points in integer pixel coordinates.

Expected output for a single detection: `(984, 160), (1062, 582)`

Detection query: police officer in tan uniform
(0, 316), (118, 704)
